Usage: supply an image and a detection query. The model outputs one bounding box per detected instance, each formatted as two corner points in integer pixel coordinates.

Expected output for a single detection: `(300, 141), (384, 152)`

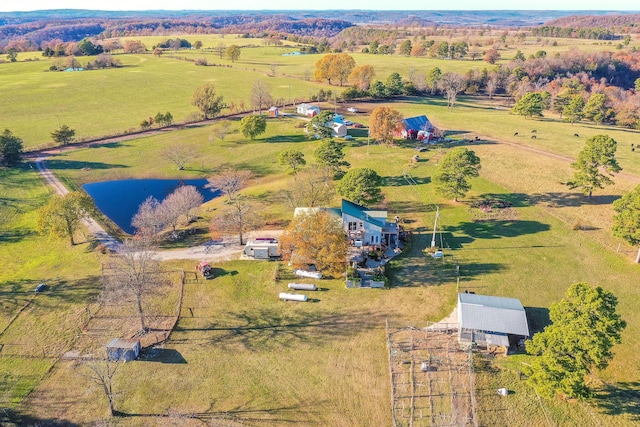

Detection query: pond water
(82, 179), (217, 234)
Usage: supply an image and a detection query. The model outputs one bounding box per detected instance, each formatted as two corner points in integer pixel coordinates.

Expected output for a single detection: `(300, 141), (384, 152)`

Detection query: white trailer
(288, 283), (317, 291)
(243, 239), (280, 259)
(279, 292), (308, 302)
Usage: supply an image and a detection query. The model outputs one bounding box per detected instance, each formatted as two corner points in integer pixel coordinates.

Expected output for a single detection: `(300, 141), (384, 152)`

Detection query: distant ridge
(1, 9), (639, 46)
(545, 13), (640, 28)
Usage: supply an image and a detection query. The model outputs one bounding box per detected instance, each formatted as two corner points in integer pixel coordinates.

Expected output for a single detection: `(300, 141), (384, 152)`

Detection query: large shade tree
(36, 191), (97, 245)
(239, 115), (267, 140)
(566, 135), (621, 198)
(0, 129), (24, 167)
(314, 139), (350, 179)
(336, 167), (384, 207)
(279, 209), (347, 277)
(433, 147), (481, 202)
(525, 282), (626, 399)
(511, 92), (545, 118)
(369, 106), (403, 145)
(314, 53), (356, 86)
(612, 185), (640, 263)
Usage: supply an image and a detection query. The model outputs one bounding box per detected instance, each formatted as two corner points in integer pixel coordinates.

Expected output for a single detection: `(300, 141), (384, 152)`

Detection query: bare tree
(158, 196), (183, 232)
(85, 358), (120, 416)
(160, 144), (196, 170)
(250, 79), (273, 115)
(439, 72), (467, 109)
(269, 64), (277, 77)
(284, 165), (335, 208)
(210, 121), (231, 143)
(485, 71), (500, 99)
(102, 238), (169, 333)
(163, 185), (204, 225)
(131, 196), (164, 238)
(214, 42), (226, 59)
(211, 198), (263, 245)
(206, 169), (252, 202)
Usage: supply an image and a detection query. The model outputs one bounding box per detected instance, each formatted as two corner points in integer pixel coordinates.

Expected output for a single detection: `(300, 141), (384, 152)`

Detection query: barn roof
(458, 293), (529, 337)
(402, 115), (433, 131)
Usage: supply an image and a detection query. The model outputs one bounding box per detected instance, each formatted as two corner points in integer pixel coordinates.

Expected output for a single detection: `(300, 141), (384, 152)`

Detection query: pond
(82, 179), (217, 235)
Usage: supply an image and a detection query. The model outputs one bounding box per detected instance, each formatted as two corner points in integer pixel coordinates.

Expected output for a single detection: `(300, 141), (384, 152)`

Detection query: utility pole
(431, 207), (440, 248)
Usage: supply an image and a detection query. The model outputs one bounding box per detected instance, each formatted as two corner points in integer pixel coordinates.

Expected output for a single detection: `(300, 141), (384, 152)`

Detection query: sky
(1, 1), (638, 12)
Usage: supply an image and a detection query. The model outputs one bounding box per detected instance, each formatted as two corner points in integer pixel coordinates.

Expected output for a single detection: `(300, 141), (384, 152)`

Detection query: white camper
(243, 238), (281, 260)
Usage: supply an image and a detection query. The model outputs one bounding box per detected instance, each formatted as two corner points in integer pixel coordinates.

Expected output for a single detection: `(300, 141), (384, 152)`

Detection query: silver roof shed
(457, 293), (530, 337)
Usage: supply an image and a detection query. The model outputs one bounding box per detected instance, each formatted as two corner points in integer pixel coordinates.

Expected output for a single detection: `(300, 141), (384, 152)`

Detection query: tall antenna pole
(431, 206), (439, 248)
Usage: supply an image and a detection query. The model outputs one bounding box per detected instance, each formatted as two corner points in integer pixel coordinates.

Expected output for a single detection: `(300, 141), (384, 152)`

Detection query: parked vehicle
(347, 107), (358, 113)
(196, 261), (215, 279)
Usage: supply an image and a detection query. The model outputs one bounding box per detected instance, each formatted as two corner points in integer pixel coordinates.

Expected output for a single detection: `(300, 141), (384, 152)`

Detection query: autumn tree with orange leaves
(369, 106), (403, 145)
(279, 210), (347, 277)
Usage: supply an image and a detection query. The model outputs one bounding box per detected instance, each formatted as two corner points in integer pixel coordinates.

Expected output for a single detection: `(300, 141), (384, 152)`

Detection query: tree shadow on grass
(444, 220), (550, 243)
(523, 306), (550, 333)
(530, 192), (620, 208)
(172, 308), (386, 351)
(386, 200), (432, 215)
(116, 400), (308, 424)
(0, 409), (80, 427)
(29, 275), (101, 307)
(263, 135), (307, 143)
(91, 141), (128, 149)
(43, 159), (129, 170)
(468, 193), (532, 208)
(234, 161), (275, 177)
(594, 382), (640, 421)
(383, 174), (431, 187)
(0, 228), (38, 244)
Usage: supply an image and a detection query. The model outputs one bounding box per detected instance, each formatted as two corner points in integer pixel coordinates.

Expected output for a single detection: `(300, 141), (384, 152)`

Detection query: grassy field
(3, 36), (640, 425)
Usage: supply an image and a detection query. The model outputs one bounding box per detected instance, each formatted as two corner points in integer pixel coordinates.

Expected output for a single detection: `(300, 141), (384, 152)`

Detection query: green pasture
(2, 35), (640, 424)
(15, 117), (640, 424)
(0, 51), (328, 150)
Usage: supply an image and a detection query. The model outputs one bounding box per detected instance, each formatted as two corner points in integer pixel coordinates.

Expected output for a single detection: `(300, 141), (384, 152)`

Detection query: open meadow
(2, 35), (640, 425)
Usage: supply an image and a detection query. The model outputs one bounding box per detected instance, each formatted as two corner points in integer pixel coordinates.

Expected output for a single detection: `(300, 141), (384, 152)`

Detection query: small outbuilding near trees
(106, 338), (141, 362)
(457, 293), (529, 349)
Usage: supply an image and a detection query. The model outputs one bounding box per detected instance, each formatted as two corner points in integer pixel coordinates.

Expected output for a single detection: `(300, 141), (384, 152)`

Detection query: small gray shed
(457, 293), (529, 349)
(106, 338), (141, 362)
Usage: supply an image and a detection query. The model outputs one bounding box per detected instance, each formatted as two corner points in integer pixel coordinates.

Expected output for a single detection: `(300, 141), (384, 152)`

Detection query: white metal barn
(457, 293), (529, 349)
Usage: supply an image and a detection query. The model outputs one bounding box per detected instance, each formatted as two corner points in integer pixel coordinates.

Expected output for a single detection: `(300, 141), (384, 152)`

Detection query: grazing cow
(531, 129), (537, 133)
(514, 132), (519, 136)
(531, 135), (537, 139)
(574, 133), (580, 137)
(474, 136), (480, 141)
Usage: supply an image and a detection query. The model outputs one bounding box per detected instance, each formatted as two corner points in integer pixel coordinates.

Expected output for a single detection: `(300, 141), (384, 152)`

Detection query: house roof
(458, 293), (530, 337)
(402, 115), (433, 131)
(341, 199), (386, 228)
